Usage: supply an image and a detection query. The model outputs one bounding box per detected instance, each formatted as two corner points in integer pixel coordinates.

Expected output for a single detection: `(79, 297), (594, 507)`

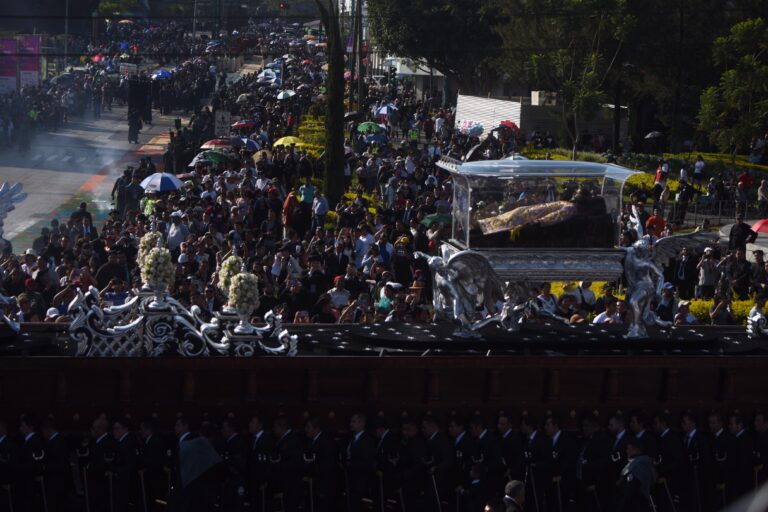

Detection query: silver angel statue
(416, 249), (508, 337)
(623, 209), (716, 338)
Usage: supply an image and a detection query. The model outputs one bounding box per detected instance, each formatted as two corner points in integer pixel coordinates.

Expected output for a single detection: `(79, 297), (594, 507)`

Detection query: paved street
(0, 106), (172, 252)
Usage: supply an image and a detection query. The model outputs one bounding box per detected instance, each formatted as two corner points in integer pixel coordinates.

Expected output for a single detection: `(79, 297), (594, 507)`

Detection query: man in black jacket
(520, 415), (549, 512)
(498, 412), (524, 482)
(629, 411), (658, 463)
(542, 416), (578, 512)
(396, 417), (426, 511)
(709, 411), (738, 508)
(447, 415), (474, 491)
(469, 416), (505, 507)
(372, 417), (400, 512)
(88, 416), (117, 512)
(41, 419), (73, 512)
(247, 415), (273, 512)
(346, 413), (377, 512)
(17, 415), (46, 512)
(422, 415), (455, 512)
(221, 418), (248, 512)
(271, 416), (304, 512)
(729, 213), (758, 252)
(304, 417), (338, 512)
(681, 411), (713, 512)
(727, 414), (756, 504)
(576, 415), (611, 512)
(112, 417), (138, 512)
(0, 420), (14, 512)
(138, 418), (168, 512)
(652, 412), (684, 512)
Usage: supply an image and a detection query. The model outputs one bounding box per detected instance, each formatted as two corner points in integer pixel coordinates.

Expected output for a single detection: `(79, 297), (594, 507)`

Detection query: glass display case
(442, 159), (638, 249)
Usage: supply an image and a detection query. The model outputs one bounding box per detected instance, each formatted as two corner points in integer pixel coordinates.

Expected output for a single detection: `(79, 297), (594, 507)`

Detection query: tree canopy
(698, 17), (768, 155)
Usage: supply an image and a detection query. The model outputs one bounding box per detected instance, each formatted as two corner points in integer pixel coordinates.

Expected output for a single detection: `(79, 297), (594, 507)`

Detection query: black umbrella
(344, 111), (363, 121)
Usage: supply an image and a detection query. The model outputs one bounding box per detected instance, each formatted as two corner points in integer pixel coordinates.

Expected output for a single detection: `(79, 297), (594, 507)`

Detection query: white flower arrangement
(219, 255), (244, 295)
(228, 272), (260, 315)
(137, 232), (164, 267)
(140, 247), (175, 290)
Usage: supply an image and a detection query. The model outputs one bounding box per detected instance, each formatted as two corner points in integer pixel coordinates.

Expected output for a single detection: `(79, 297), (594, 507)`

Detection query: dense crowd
(0, 408), (766, 512)
(4, 17), (768, 330)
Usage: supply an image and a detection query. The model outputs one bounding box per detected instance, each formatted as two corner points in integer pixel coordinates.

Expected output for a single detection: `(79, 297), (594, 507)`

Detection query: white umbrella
(236, 93), (250, 104)
(277, 90), (296, 100)
(139, 172), (184, 193)
(377, 104), (398, 116)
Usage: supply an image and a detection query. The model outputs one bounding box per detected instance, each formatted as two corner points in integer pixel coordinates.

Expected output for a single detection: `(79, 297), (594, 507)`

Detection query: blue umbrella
(151, 70), (172, 80)
(232, 137), (260, 150)
(365, 133), (388, 144)
(140, 172), (184, 193)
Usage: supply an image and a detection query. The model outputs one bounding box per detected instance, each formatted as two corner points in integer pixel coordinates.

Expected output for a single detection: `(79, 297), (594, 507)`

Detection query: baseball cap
(45, 308), (60, 319)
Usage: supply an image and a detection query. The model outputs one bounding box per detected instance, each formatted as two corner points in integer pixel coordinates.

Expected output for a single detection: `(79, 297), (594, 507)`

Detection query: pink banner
(19, 35), (40, 73)
(0, 38), (16, 77)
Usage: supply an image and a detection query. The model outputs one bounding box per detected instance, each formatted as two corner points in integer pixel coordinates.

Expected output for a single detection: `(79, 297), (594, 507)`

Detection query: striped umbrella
(140, 173), (184, 193)
(200, 138), (231, 150)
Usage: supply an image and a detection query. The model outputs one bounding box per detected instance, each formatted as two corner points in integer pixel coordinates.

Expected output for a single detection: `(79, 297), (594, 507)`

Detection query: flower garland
(140, 247), (174, 290)
(228, 272), (260, 314)
(137, 231), (164, 267)
(219, 255), (244, 295)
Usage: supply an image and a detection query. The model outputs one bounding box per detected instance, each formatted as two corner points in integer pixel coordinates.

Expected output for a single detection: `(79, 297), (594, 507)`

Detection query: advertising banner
(18, 35), (41, 87)
(0, 38), (17, 93)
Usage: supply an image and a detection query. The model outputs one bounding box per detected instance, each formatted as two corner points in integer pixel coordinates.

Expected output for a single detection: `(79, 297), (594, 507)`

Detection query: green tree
(97, 0), (140, 16)
(313, 0), (346, 207)
(698, 17), (768, 159)
(494, 0), (628, 158)
(366, 0), (502, 94)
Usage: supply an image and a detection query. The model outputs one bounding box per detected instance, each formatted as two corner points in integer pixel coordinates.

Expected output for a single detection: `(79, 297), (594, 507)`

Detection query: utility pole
(355, 0), (363, 111)
(193, 0), (198, 39)
(64, 0), (69, 69)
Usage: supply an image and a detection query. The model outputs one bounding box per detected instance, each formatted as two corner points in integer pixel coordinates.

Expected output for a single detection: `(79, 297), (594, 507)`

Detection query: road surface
(0, 106), (172, 253)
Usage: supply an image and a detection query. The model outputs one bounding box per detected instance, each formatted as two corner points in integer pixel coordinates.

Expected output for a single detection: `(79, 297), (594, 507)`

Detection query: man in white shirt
(593, 301), (620, 324)
(166, 211), (190, 251)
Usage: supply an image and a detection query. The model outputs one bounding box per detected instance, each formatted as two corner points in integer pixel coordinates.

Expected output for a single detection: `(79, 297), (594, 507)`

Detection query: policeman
(17, 415), (46, 512)
(520, 415), (549, 512)
(303, 417), (337, 512)
(271, 416), (304, 512)
(708, 411), (737, 508)
(0, 420), (13, 512)
(542, 415), (577, 512)
(727, 414), (755, 503)
(680, 411), (712, 512)
(614, 437), (657, 512)
(169, 416), (197, 511)
(40, 419), (73, 512)
(111, 418), (139, 512)
(629, 411), (658, 462)
(498, 412), (524, 482)
(246, 415), (273, 512)
(755, 410), (768, 486)
(137, 418), (168, 512)
(469, 416), (505, 507)
(447, 415), (473, 490)
(422, 415), (455, 512)
(576, 414), (611, 512)
(221, 419), (248, 512)
(345, 413), (377, 512)
(87, 416), (117, 512)
(651, 412), (684, 512)
(607, 414), (630, 485)
(395, 417), (427, 511)
(372, 416), (400, 512)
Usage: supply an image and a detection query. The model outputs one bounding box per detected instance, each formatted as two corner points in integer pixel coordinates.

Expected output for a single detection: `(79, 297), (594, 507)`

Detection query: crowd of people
(0, 407), (766, 512)
(3, 19), (768, 330)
